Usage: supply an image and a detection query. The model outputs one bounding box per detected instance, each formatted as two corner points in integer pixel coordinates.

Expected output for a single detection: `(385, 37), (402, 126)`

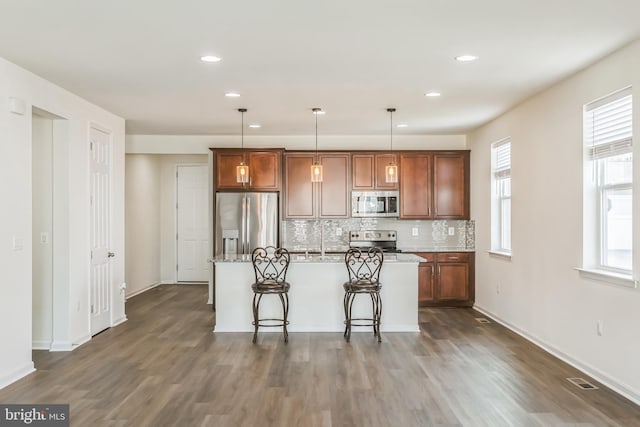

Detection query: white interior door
(90, 126), (112, 335)
(177, 165), (209, 282)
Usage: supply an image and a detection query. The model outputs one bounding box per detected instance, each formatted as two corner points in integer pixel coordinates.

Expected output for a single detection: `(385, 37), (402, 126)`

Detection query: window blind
(585, 91), (632, 160)
(493, 140), (511, 179)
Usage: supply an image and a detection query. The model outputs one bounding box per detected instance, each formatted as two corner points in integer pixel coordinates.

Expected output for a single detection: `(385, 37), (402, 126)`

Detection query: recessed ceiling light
(249, 124), (261, 128)
(455, 55), (478, 62)
(225, 92), (240, 98)
(200, 55), (222, 63)
(396, 124), (408, 128)
(425, 91), (441, 97)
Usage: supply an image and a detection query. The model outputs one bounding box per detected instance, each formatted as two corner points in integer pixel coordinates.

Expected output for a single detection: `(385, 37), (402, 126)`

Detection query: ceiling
(0, 0), (639, 136)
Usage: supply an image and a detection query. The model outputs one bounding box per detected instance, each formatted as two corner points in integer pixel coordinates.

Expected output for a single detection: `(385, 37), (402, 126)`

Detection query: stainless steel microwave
(351, 191), (399, 217)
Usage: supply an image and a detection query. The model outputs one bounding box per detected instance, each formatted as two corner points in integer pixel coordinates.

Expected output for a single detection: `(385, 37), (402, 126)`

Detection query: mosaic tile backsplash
(282, 218), (475, 252)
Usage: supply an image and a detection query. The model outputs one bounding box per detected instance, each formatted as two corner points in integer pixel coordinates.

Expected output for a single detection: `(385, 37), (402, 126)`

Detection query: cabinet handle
(449, 256), (459, 260)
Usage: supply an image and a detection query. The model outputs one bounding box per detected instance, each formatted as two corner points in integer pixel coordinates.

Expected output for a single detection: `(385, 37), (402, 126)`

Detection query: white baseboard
(49, 341), (72, 352)
(126, 282), (161, 300)
(72, 334), (91, 349)
(32, 340), (51, 350)
(473, 304), (640, 406)
(0, 362), (35, 389)
(213, 325), (420, 333)
(112, 316), (128, 327)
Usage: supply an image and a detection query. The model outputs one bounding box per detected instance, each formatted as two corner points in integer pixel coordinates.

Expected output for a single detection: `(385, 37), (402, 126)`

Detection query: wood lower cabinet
(352, 153), (398, 190)
(214, 149), (282, 191)
(415, 252), (474, 307)
(284, 153), (350, 218)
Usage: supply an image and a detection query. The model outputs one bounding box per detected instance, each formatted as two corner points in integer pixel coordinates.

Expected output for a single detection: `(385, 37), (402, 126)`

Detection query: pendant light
(311, 108), (323, 182)
(236, 108), (249, 184)
(385, 108), (398, 183)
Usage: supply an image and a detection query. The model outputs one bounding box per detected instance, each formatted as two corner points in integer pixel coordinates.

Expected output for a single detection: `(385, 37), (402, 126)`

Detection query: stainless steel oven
(351, 191), (399, 217)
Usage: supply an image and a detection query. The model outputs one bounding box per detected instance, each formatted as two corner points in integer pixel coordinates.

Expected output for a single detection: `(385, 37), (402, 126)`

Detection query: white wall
(126, 134), (467, 154)
(125, 155), (162, 297)
(124, 154), (208, 290)
(0, 56), (125, 388)
(469, 40), (640, 404)
(32, 115), (53, 348)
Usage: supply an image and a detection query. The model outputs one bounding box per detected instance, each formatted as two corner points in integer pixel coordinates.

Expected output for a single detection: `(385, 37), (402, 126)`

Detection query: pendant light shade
(311, 108), (323, 182)
(385, 108), (398, 183)
(236, 108), (249, 184)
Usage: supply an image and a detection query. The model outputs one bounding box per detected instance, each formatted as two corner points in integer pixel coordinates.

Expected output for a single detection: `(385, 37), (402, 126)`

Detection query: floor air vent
(567, 377), (599, 390)
(475, 318), (491, 324)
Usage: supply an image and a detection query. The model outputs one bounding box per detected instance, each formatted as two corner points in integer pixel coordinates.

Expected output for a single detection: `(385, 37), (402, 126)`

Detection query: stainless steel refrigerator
(215, 192), (279, 256)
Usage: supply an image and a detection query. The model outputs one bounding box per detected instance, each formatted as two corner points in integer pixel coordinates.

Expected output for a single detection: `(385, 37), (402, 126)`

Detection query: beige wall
(468, 39), (640, 404)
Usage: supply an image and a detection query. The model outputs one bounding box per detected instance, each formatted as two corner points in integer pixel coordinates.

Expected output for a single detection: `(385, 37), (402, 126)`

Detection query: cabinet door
(216, 152), (245, 190)
(399, 154), (432, 219)
(433, 153), (468, 219)
(284, 154), (316, 218)
(319, 154), (350, 218)
(418, 263), (435, 306)
(352, 154), (375, 190)
(248, 151), (281, 190)
(374, 154), (398, 189)
(437, 263), (469, 301)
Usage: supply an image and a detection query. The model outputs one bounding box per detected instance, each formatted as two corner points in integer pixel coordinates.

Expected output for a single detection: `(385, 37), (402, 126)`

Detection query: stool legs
(252, 292), (289, 344)
(343, 291), (381, 343)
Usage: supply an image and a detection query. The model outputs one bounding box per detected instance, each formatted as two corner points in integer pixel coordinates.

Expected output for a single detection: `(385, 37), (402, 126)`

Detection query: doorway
(176, 164), (209, 282)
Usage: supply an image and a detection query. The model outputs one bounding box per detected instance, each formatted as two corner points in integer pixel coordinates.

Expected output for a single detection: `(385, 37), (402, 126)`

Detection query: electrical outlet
(411, 227), (419, 237)
(496, 283), (501, 294)
(448, 227), (455, 236)
(336, 227), (342, 236)
(596, 320), (603, 336)
(40, 232), (49, 244)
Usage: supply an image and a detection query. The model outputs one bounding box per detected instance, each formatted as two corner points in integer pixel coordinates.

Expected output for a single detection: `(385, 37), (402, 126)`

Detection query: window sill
(574, 267), (637, 289)
(488, 250), (512, 259)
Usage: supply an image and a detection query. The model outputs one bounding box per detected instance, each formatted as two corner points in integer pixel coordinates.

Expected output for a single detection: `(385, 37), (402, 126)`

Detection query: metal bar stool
(343, 247), (383, 342)
(250, 246), (291, 343)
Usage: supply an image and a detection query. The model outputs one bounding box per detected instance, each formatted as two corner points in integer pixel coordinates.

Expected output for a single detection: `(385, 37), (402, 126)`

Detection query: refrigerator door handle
(241, 196), (247, 254)
(245, 195), (251, 254)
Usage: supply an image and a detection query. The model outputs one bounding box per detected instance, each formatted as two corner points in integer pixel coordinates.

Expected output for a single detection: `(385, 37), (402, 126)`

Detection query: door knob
(108, 252), (115, 258)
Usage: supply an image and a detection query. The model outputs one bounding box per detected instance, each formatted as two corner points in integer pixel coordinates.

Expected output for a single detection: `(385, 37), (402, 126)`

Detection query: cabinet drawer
(413, 252), (434, 263)
(436, 252), (469, 263)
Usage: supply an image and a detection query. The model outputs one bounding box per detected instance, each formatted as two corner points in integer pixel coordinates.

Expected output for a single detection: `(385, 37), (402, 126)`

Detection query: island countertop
(212, 253), (425, 263)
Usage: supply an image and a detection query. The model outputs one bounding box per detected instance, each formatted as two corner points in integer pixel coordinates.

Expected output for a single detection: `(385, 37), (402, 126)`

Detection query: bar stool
(343, 247), (384, 342)
(250, 246), (291, 343)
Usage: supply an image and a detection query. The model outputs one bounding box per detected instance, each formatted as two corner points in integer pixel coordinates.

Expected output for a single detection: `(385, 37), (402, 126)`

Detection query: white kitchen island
(212, 253), (423, 333)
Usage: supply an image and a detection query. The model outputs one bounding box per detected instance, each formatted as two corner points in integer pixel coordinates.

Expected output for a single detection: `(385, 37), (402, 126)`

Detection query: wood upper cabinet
(284, 154), (315, 218)
(284, 153), (350, 218)
(318, 154), (350, 218)
(352, 153), (398, 190)
(215, 150), (282, 191)
(433, 152), (469, 219)
(399, 153), (432, 219)
(414, 252), (474, 307)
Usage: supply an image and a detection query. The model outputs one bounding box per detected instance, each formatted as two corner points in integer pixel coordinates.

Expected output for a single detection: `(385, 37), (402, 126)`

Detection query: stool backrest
(251, 246), (290, 284)
(344, 247), (383, 283)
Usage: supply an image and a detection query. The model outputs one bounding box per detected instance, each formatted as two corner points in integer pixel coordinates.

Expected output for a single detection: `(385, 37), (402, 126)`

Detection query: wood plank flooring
(1, 284), (639, 426)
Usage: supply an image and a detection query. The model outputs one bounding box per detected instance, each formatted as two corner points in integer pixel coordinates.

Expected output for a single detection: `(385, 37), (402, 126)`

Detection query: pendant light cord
(390, 110), (393, 152)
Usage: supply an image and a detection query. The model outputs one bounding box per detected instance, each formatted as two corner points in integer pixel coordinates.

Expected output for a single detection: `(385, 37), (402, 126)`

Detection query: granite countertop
(212, 253), (425, 263)
(399, 248), (476, 253)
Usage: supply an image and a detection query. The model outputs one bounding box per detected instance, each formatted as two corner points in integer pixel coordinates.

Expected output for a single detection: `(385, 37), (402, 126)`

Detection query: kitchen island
(212, 253), (423, 333)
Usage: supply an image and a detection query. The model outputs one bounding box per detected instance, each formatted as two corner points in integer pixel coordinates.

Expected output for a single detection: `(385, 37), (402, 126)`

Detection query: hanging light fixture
(236, 108), (249, 183)
(385, 108), (398, 183)
(311, 108), (323, 182)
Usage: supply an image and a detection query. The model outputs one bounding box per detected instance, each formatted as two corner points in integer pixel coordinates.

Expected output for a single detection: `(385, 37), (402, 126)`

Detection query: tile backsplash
(282, 218), (475, 252)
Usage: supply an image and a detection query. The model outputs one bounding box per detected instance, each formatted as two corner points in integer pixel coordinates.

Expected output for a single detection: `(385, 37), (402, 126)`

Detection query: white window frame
(490, 138), (511, 256)
(581, 87), (633, 282)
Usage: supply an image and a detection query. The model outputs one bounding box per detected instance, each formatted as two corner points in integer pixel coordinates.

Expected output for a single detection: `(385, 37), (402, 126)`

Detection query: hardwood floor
(1, 284), (639, 426)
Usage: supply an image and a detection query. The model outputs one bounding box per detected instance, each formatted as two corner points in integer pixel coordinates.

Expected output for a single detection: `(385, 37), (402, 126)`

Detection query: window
(584, 88), (632, 274)
(491, 138), (511, 254)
